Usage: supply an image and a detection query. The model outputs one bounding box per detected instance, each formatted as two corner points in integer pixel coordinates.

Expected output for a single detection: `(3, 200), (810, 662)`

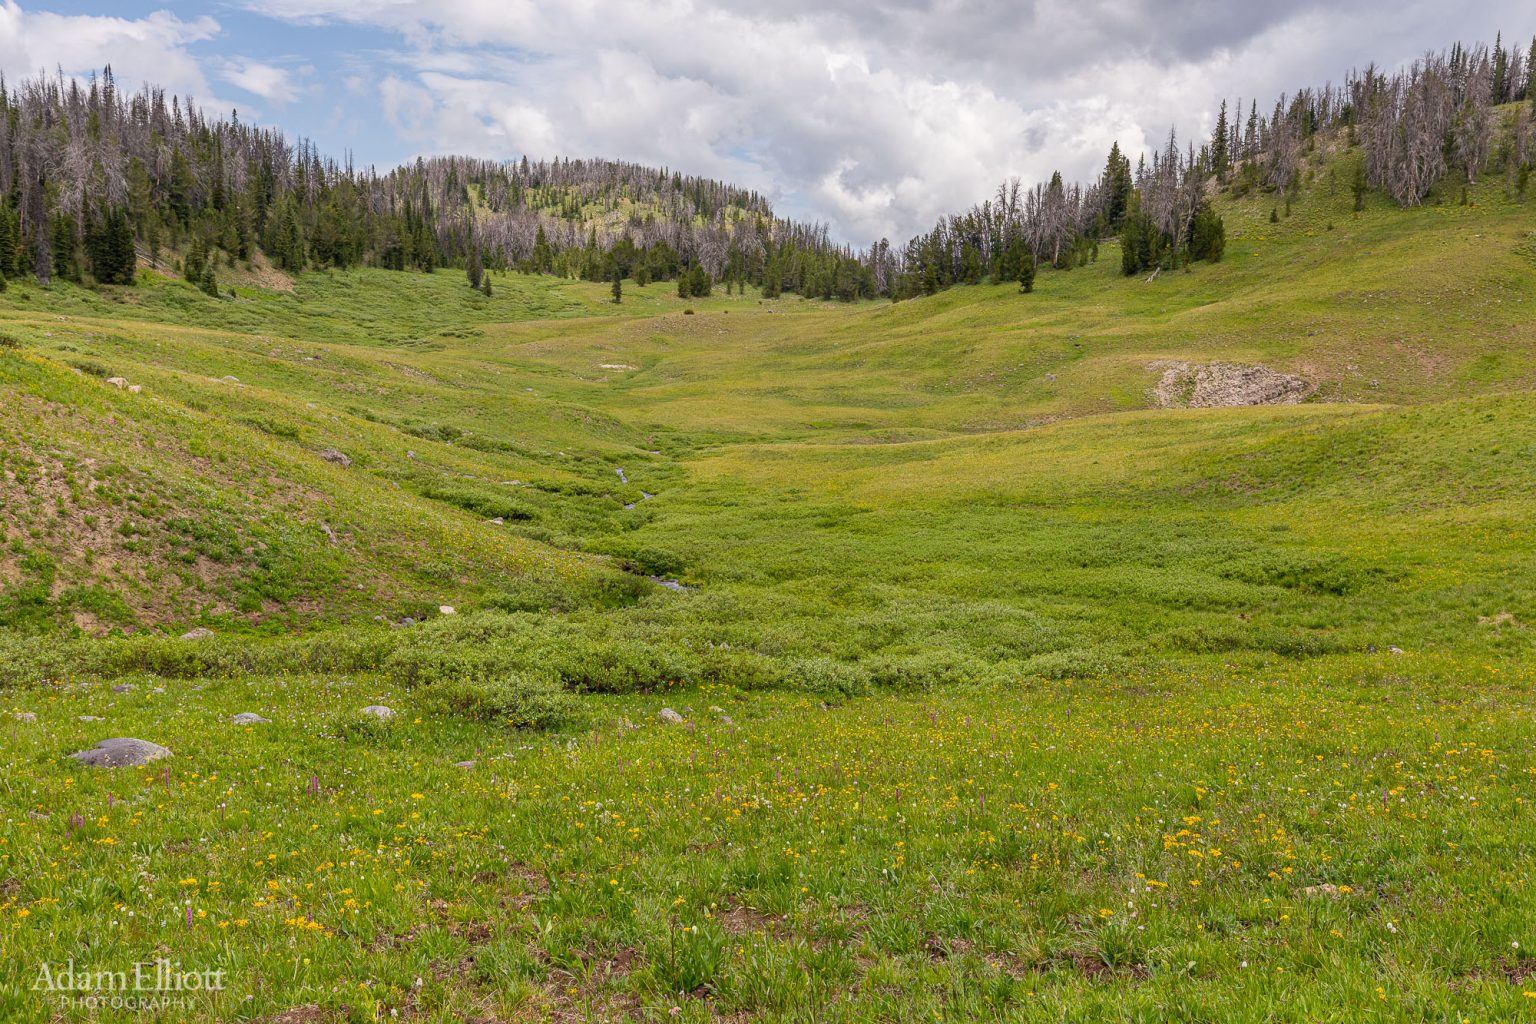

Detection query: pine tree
(480, 275), (492, 297)
(611, 266), (622, 304)
(466, 248), (484, 290)
(199, 262), (219, 297)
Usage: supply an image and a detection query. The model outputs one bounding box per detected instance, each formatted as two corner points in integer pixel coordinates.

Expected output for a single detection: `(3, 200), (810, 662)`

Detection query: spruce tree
(1018, 253), (1036, 293)
(0, 207), (18, 278)
(1211, 101), (1230, 179)
(1188, 205), (1226, 263)
(199, 262), (219, 297)
(611, 266), (622, 304)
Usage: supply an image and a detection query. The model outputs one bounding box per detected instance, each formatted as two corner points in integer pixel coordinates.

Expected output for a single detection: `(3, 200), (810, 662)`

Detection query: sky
(0, 1), (1530, 244)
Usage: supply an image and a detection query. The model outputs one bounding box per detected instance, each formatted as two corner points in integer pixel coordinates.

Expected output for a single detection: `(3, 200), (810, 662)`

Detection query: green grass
(2, 135), (1536, 1020)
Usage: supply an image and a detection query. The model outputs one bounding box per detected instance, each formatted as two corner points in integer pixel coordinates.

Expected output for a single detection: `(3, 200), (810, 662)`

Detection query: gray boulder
(361, 705), (395, 721)
(319, 448), (353, 468)
(231, 713), (271, 725)
(658, 708), (685, 725)
(180, 627), (215, 640)
(68, 738), (173, 768)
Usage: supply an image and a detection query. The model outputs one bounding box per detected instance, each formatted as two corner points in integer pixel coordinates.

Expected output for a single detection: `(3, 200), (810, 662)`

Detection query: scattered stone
(398, 617), (415, 628)
(658, 708), (685, 725)
(361, 705), (395, 721)
(220, 375), (240, 384)
(180, 627), (215, 641)
(454, 760), (476, 769)
(320, 522), (338, 545)
(1302, 883), (1344, 899)
(318, 448), (352, 468)
(1152, 361), (1312, 409)
(486, 517), (504, 524)
(616, 467), (628, 484)
(68, 737), (173, 768)
(12, 711), (37, 723)
(105, 377), (129, 389)
(649, 576), (691, 592)
(439, 605), (456, 615)
(111, 683), (136, 694)
(1388, 646), (1404, 655)
(231, 713), (271, 725)
(127, 384), (143, 394)
(78, 715), (105, 722)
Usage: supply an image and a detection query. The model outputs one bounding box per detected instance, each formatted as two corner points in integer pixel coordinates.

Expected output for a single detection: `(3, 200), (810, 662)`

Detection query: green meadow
(2, 143), (1535, 1021)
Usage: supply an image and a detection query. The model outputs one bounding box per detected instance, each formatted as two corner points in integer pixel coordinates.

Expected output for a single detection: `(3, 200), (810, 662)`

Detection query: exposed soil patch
(719, 903), (783, 937)
(1152, 361), (1312, 408)
(1060, 949), (1151, 981)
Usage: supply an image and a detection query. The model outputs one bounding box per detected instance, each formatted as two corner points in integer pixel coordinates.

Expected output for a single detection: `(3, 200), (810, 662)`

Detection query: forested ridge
(0, 34), (1531, 302)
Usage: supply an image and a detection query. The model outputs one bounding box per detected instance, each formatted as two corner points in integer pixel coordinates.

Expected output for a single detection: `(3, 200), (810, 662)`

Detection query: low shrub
(418, 671), (575, 729)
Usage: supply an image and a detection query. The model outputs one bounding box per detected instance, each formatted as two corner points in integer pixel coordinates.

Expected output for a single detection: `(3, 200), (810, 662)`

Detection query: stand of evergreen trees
(0, 34), (1529, 301)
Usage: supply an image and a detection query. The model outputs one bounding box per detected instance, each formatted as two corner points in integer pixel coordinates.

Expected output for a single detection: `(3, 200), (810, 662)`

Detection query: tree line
(0, 34), (1531, 301)
(0, 67), (860, 298)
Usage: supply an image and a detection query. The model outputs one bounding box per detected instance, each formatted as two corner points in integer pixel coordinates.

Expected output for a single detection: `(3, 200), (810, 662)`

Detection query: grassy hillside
(1, 136), (1535, 1021)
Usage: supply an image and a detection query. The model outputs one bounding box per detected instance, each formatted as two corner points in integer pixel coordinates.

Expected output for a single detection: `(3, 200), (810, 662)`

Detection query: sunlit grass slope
(1, 133), (1535, 1023)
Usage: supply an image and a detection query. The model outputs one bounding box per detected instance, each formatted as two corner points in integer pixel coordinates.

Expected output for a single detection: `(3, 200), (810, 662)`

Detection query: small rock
(649, 576), (691, 592)
(105, 377), (129, 389)
(361, 705), (395, 721)
(180, 627), (215, 641)
(12, 711), (37, 723)
(318, 448), (352, 468)
(658, 708), (685, 725)
(78, 715), (105, 722)
(439, 605), (456, 615)
(486, 517), (504, 525)
(399, 617), (415, 628)
(231, 713), (271, 725)
(1302, 883), (1343, 899)
(111, 683), (136, 694)
(1388, 646), (1404, 655)
(68, 737), (173, 768)
(220, 375), (240, 384)
(454, 760), (476, 769)
(127, 384), (143, 394)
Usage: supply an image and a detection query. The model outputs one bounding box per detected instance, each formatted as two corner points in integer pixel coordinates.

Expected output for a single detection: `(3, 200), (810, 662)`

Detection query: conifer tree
(1212, 100), (1231, 179)
(611, 265), (622, 304)
(1018, 253), (1036, 293)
